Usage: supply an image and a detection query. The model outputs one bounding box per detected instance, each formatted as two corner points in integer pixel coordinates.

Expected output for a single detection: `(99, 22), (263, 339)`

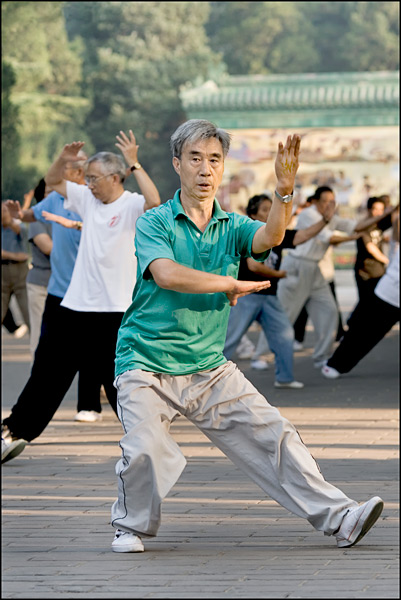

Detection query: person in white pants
(111, 120), (383, 554)
(277, 187), (361, 368)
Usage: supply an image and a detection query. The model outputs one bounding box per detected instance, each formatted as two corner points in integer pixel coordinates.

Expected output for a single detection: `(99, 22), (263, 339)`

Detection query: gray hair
(170, 119), (231, 159)
(86, 152), (126, 182)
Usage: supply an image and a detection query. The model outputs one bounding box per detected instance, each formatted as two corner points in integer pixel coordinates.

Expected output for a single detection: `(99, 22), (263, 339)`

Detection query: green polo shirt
(115, 190), (269, 376)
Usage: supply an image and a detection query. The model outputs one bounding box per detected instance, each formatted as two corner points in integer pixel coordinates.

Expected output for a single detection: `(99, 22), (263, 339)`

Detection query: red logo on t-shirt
(108, 215), (120, 228)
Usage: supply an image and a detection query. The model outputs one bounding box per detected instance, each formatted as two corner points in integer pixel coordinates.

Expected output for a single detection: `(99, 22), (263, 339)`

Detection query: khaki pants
(1, 261), (30, 328)
(112, 362), (357, 538)
(277, 255), (338, 363)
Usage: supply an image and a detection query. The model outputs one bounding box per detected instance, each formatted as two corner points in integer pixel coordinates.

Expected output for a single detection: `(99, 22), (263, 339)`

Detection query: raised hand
(4, 200), (23, 220)
(275, 134), (301, 195)
(115, 130), (139, 166)
(59, 141), (86, 163)
(226, 279), (271, 306)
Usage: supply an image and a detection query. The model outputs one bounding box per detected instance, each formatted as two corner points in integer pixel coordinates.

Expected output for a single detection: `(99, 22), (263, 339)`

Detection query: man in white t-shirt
(1, 131), (160, 457)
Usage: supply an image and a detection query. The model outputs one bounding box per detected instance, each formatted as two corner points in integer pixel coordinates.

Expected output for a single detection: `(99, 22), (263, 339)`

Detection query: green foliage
(206, 1), (399, 74)
(2, 1), (399, 201)
(63, 1), (219, 200)
(1, 1), (88, 198)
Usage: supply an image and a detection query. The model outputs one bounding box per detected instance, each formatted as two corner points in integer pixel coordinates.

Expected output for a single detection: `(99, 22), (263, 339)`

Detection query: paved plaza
(1, 271), (399, 598)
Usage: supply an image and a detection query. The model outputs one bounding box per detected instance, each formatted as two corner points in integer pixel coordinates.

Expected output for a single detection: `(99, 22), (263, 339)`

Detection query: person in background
(2, 129), (160, 458)
(322, 212), (399, 379)
(354, 197), (392, 302)
(1, 202), (30, 333)
(224, 192), (335, 386)
(277, 187), (367, 368)
(26, 178), (53, 357)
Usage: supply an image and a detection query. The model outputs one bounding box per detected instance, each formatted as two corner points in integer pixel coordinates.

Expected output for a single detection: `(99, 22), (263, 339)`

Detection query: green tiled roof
(181, 71), (399, 128)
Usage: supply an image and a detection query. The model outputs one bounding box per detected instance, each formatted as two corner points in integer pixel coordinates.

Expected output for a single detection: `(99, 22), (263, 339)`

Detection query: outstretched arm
(148, 258), (270, 306)
(41, 210), (82, 231)
(115, 130), (160, 211)
(354, 204), (398, 232)
(4, 200), (36, 223)
(252, 134), (301, 253)
(45, 141), (85, 198)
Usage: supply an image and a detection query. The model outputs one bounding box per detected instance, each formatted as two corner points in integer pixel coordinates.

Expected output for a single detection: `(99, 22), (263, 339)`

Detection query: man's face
(173, 137), (225, 203)
(84, 161), (118, 204)
(64, 163), (83, 185)
(315, 191), (336, 215)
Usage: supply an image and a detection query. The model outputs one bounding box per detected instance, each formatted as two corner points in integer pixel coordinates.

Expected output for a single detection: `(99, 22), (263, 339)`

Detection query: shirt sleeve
(234, 214), (270, 262)
(32, 193), (56, 223)
(28, 220), (51, 243)
(63, 181), (89, 217)
(129, 193), (146, 223)
(331, 216), (356, 235)
(135, 212), (176, 279)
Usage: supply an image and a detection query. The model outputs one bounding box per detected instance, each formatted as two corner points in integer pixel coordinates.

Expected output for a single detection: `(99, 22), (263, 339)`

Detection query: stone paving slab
(1, 277), (399, 598)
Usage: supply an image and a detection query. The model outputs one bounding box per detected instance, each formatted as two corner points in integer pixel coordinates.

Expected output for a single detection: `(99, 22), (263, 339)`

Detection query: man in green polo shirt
(111, 119), (383, 554)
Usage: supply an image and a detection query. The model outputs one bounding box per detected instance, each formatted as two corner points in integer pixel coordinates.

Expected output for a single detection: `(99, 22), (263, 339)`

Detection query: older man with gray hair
(110, 119), (383, 554)
(2, 130), (160, 457)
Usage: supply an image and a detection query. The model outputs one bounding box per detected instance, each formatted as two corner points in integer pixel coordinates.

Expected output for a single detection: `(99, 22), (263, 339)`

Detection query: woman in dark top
(354, 197), (392, 301)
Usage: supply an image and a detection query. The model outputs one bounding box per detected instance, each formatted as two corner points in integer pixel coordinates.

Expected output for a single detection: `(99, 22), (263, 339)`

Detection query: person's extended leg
(258, 296), (296, 384)
(111, 370), (186, 537)
(2, 296), (80, 441)
(293, 305), (308, 345)
(305, 281), (337, 366)
(26, 282), (47, 357)
(187, 362), (357, 535)
(326, 294), (399, 374)
(12, 262), (30, 330)
(328, 280), (346, 342)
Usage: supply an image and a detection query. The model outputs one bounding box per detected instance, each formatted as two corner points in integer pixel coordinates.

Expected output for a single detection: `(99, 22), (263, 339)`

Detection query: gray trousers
(1, 261), (30, 328)
(26, 282), (48, 357)
(112, 362), (357, 538)
(277, 255), (338, 363)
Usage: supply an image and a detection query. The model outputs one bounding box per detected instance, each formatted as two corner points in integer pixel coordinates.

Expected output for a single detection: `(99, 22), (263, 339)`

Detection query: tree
(64, 1), (221, 200)
(1, 1), (89, 195)
(206, 1), (399, 75)
(205, 2), (319, 75)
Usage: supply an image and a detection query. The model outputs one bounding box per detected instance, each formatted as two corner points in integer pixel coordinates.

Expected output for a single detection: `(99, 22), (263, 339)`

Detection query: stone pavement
(1, 271), (399, 599)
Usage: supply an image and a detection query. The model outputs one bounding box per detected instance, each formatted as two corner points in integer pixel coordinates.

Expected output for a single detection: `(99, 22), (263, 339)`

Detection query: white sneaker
(293, 340), (304, 351)
(74, 410), (102, 422)
(250, 359), (269, 370)
(2, 437), (26, 464)
(335, 497), (384, 548)
(274, 380), (304, 389)
(13, 324), (28, 339)
(322, 365), (341, 379)
(112, 530), (144, 553)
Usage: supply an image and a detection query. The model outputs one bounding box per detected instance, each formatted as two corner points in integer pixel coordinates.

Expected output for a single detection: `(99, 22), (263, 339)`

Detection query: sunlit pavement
(2, 271), (399, 599)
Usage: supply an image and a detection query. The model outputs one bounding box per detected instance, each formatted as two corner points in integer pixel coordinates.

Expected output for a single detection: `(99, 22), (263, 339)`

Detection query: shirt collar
(171, 189), (229, 222)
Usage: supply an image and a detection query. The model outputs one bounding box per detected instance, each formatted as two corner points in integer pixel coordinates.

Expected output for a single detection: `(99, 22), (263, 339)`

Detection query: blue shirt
(32, 192), (82, 298)
(115, 190), (268, 376)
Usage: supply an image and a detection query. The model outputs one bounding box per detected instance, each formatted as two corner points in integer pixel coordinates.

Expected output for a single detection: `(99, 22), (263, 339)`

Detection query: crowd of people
(2, 119), (398, 553)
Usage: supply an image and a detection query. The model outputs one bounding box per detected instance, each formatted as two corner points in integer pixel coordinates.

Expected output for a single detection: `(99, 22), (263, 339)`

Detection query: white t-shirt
(375, 248), (399, 308)
(61, 181), (145, 312)
(289, 205), (356, 262)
